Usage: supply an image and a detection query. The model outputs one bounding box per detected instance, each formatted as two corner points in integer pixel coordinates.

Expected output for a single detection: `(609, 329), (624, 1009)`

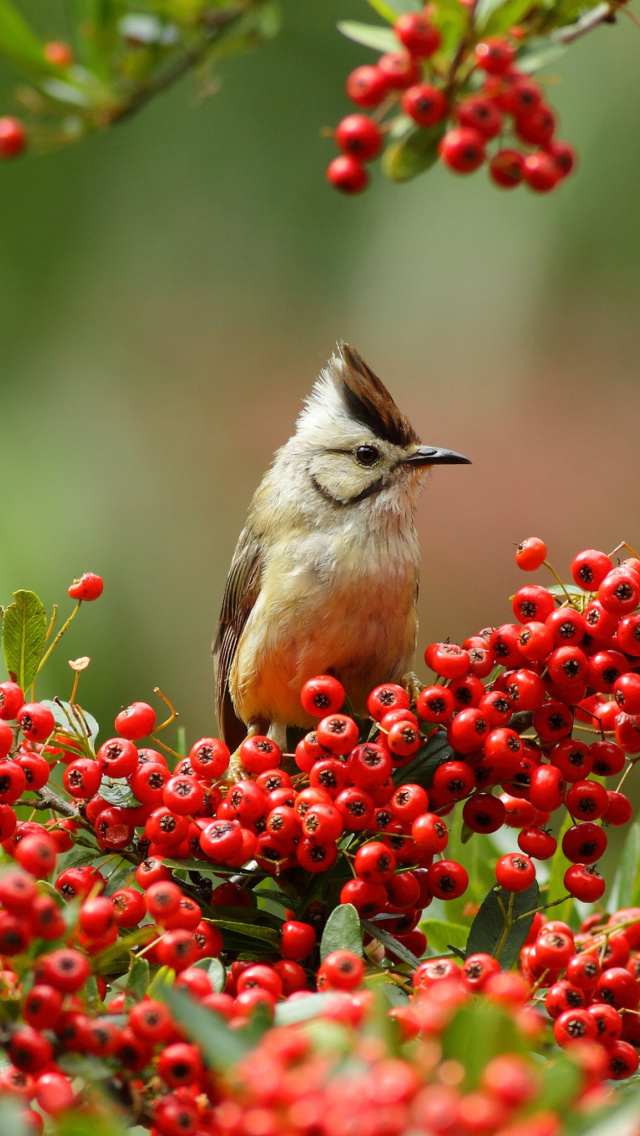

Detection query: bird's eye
(355, 445), (380, 467)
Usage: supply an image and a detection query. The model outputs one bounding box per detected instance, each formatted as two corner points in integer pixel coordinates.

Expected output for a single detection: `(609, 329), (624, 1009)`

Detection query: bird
(213, 343), (470, 753)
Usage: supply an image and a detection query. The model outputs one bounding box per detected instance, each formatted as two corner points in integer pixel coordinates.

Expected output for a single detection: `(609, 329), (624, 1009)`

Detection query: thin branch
(552, 2), (617, 44)
(108, 7), (243, 125)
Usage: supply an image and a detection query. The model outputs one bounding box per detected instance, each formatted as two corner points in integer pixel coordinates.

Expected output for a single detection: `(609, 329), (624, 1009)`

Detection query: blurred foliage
(0, 0), (279, 150)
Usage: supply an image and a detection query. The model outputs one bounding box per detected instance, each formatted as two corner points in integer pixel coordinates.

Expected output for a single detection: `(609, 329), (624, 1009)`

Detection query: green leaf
(0, 0), (55, 77)
(482, 0), (541, 34)
(465, 881), (539, 969)
(422, 919), (468, 956)
(441, 1000), (527, 1089)
(476, 0), (540, 34)
(361, 918), (421, 968)
(39, 699), (100, 746)
(546, 811), (575, 927)
(126, 955), (150, 1003)
(320, 902), (363, 962)
(613, 821), (640, 910)
(365, 0), (422, 22)
(2, 590), (47, 691)
(98, 779), (139, 808)
(162, 985), (255, 1068)
(382, 120), (447, 185)
(275, 992), (336, 1025)
(537, 1055), (583, 1113)
(204, 917), (279, 945)
(0, 1095), (34, 1136)
(393, 727), (452, 786)
(194, 956), (226, 992)
(517, 40), (566, 74)
(337, 20), (398, 53)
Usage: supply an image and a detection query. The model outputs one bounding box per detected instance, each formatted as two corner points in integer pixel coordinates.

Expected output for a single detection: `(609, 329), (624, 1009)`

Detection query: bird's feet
(402, 670), (424, 706)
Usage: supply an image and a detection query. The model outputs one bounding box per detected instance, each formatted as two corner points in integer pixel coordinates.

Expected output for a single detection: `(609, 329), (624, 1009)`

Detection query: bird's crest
(298, 343), (419, 447)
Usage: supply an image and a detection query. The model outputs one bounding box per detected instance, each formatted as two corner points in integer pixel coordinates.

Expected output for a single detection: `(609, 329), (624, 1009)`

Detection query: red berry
(515, 537), (547, 570)
(438, 127), (485, 174)
(0, 681), (24, 720)
(564, 863), (605, 902)
(518, 826), (556, 860)
(334, 115), (382, 162)
(239, 734), (281, 773)
(495, 852), (536, 892)
(280, 920), (316, 960)
(394, 12), (441, 58)
(522, 151), (560, 193)
(0, 117), (26, 159)
(401, 83), (447, 127)
(114, 701), (156, 740)
(43, 41), (74, 67)
(377, 52), (420, 90)
(300, 675), (345, 718)
(346, 65), (389, 108)
(320, 949), (364, 990)
(17, 703), (55, 743)
(474, 37), (516, 75)
(515, 105), (556, 146)
(67, 572), (103, 600)
(327, 155), (369, 194)
(315, 714), (359, 755)
(456, 95), (502, 139)
(426, 859), (468, 900)
(97, 737), (138, 778)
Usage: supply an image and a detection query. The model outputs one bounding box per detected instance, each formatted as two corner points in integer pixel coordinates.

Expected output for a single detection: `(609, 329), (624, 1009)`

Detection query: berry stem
(543, 561), (575, 604)
(37, 601), (81, 674)
(152, 686), (179, 733)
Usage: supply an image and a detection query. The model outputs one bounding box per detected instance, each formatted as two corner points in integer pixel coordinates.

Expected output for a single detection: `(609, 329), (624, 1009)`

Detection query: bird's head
(288, 342), (470, 509)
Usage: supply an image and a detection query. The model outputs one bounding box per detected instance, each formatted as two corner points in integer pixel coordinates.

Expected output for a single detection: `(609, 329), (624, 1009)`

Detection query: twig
(552, 2), (617, 44)
(108, 7), (243, 125)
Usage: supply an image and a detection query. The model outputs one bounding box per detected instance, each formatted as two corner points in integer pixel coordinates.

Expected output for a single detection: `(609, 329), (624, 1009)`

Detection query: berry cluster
(327, 8), (577, 194)
(2, 545), (640, 1132)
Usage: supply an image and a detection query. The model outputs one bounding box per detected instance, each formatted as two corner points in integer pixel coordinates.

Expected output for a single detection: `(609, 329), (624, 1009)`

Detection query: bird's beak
(403, 444), (471, 467)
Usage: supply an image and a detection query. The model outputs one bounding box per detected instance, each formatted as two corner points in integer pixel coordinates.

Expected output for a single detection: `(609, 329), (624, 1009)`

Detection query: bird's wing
(213, 528), (263, 750)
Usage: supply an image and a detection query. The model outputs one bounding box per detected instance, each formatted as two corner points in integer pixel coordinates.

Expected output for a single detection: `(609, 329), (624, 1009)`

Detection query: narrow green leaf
(0, 0), (54, 77)
(204, 917), (279, 945)
(162, 985), (254, 1067)
(393, 727), (452, 786)
(382, 120), (447, 184)
(483, 0), (544, 34)
(337, 20), (398, 53)
(537, 1055), (583, 1112)
(365, 0), (422, 22)
(361, 918), (421, 968)
(465, 881), (539, 969)
(546, 811), (575, 927)
(422, 919), (468, 956)
(320, 903), (363, 962)
(613, 821), (640, 910)
(194, 956), (226, 992)
(517, 41), (566, 74)
(2, 591), (47, 691)
(126, 956), (150, 1003)
(441, 1001), (527, 1089)
(474, 0), (509, 28)
(275, 992), (335, 1025)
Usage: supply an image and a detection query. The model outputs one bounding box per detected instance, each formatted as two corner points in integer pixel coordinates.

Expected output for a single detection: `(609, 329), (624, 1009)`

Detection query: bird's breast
(230, 518), (420, 727)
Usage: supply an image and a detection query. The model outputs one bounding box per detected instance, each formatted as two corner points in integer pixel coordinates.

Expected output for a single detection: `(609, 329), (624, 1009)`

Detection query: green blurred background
(0, 0), (639, 751)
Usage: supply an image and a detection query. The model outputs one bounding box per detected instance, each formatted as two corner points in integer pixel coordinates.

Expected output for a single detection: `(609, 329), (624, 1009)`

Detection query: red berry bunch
(328, 6), (580, 195)
(4, 550), (640, 1133)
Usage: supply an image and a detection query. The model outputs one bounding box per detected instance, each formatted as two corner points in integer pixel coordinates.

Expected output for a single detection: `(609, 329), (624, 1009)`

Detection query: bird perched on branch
(213, 343), (470, 752)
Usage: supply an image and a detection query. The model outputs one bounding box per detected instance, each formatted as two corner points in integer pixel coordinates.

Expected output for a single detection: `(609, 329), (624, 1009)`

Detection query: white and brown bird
(213, 343), (470, 751)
